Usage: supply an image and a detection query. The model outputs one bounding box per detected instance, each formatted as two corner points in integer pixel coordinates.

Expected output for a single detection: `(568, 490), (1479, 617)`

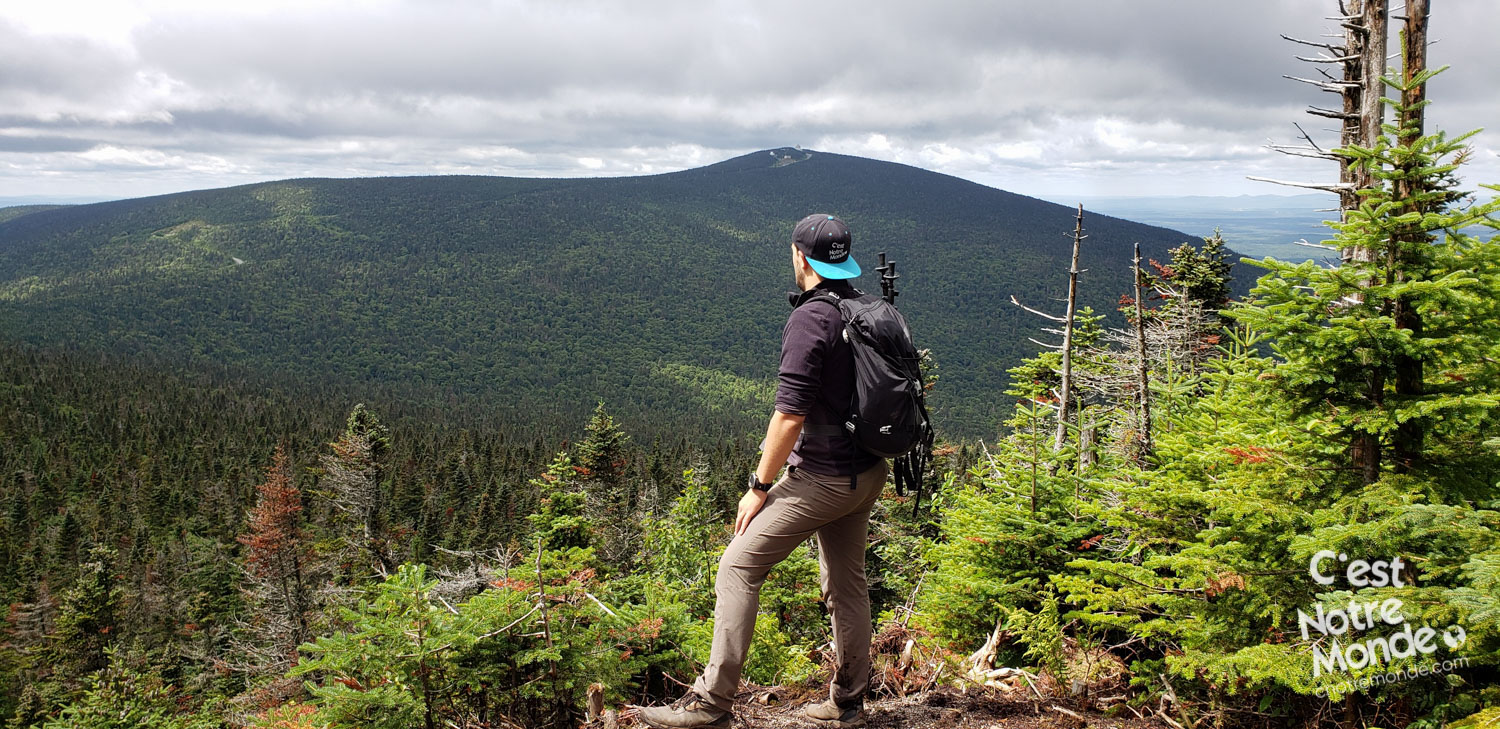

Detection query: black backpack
(798, 288), (935, 506)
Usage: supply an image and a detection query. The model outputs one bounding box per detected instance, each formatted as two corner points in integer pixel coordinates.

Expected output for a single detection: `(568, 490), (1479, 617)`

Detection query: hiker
(638, 214), (888, 729)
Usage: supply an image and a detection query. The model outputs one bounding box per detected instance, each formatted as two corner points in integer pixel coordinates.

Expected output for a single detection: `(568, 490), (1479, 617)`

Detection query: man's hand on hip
(734, 488), (769, 536)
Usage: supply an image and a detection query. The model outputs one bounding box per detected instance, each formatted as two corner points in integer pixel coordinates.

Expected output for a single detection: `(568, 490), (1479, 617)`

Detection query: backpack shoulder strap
(791, 288), (846, 315)
(789, 288), (858, 439)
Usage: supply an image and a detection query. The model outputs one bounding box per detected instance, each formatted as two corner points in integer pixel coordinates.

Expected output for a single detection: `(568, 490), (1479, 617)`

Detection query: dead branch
(1283, 74), (1358, 91)
(1306, 106), (1357, 120)
(1009, 294), (1066, 322)
(1295, 240), (1339, 251)
(1281, 33), (1343, 51)
(1245, 176), (1355, 193)
(1294, 53), (1360, 63)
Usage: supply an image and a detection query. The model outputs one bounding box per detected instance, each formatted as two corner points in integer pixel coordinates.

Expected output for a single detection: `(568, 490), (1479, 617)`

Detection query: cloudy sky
(3, 0), (1496, 202)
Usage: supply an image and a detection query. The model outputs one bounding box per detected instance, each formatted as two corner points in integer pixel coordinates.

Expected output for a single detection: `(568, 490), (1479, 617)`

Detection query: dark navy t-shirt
(774, 280), (884, 476)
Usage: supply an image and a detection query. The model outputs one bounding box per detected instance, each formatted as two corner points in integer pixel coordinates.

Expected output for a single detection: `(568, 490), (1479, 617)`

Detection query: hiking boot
(636, 691), (732, 729)
(804, 698), (867, 727)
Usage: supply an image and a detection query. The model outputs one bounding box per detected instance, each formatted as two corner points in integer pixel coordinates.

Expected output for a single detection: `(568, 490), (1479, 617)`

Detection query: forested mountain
(0, 148), (1222, 439)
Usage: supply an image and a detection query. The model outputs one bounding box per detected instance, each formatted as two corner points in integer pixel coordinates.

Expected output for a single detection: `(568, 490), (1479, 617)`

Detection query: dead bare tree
(319, 418), (396, 579)
(1010, 205), (1087, 474)
(1072, 278), (1218, 466)
(429, 544), (522, 604)
(226, 445), (322, 683)
(1254, 0), (1388, 241)
(1131, 243), (1154, 465)
(1056, 206), (1086, 460)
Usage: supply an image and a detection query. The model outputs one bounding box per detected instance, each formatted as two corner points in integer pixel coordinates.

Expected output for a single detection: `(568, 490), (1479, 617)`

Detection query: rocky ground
(619, 685), (1167, 729)
(610, 623), (1166, 729)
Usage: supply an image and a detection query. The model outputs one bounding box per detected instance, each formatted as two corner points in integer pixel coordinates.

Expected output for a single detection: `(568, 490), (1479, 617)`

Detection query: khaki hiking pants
(691, 458), (889, 712)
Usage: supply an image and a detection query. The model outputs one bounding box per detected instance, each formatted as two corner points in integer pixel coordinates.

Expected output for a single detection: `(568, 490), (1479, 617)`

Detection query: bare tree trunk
(1132, 243), (1153, 465)
(1349, 0), (1389, 484)
(1390, 0), (1429, 472)
(1340, 0), (1389, 233)
(1354, 0), (1389, 194)
(1030, 405), (1040, 515)
(1078, 414), (1097, 470)
(1341, 0), (1390, 481)
(1050, 205), (1085, 470)
(1352, 370), (1383, 484)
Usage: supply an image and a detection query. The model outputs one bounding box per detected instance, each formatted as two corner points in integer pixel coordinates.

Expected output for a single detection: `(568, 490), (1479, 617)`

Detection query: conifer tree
(233, 444), (316, 676)
(639, 466), (722, 617)
(45, 544), (122, 685)
(38, 645), (214, 729)
(1165, 230), (1234, 313)
(578, 402), (629, 492)
(1049, 34), (1500, 724)
(526, 452), (595, 561)
(576, 403), (636, 573)
(1229, 76), (1500, 485)
(318, 404), (395, 577)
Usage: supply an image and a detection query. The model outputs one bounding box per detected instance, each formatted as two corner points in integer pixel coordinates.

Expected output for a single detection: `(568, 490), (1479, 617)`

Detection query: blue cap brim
(807, 255), (861, 279)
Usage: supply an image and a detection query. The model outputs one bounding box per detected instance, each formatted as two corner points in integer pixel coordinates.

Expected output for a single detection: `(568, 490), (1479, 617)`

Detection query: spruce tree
(1166, 229), (1234, 313)
(45, 544), (122, 683)
(575, 403), (637, 573)
(1228, 70), (1500, 487)
(525, 452), (596, 565)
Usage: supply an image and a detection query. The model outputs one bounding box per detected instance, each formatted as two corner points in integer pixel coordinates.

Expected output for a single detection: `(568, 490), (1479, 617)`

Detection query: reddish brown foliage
(626, 616), (664, 641)
(236, 444), (311, 579)
(1205, 572), (1247, 597)
(492, 577), (534, 592)
(1223, 446), (1272, 465)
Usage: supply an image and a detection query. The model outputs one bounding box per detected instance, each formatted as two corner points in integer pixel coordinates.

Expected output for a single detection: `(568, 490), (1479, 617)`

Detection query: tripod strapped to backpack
(874, 253), (934, 516)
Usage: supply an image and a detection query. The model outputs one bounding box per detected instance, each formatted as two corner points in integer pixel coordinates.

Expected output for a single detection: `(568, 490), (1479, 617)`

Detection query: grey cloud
(0, 0), (1496, 199)
(0, 135), (98, 153)
(0, 20), (131, 96)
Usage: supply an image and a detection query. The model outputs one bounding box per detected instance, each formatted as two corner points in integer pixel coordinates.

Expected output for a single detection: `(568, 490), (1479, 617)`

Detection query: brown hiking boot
(804, 698), (867, 727)
(636, 691), (732, 729)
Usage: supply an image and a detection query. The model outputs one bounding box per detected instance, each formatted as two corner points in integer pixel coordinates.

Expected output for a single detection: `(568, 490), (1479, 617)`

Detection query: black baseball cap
(791, 213), (861, 279)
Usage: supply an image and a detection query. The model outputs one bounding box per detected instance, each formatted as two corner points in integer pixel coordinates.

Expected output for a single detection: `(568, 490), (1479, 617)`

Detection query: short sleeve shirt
(774, 280), (884, 476)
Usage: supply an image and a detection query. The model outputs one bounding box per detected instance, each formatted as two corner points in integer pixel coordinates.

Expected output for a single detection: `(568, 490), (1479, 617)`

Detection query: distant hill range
(0, 148), (1229, 439)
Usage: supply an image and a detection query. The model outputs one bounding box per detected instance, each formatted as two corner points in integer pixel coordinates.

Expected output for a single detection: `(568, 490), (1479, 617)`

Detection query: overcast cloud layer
(2, 0), (1496, 202)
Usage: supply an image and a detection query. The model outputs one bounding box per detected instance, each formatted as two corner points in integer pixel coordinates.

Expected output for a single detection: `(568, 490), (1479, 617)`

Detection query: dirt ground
(620, 685), (1169, 729)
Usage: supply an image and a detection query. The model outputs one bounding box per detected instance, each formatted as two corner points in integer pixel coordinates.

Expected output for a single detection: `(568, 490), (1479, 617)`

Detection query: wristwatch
(748, 473), (774, 492)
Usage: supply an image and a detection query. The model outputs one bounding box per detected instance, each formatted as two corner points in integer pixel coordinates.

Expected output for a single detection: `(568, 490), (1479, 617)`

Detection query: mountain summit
(0, 149), (1215, 437)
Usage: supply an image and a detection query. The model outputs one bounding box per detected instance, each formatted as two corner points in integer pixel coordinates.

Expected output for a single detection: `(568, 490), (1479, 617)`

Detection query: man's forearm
(755, 411), (806, 484)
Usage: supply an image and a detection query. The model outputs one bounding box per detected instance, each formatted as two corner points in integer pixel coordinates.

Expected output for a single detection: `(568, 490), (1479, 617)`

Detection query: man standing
(638, 214), (888, 729)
